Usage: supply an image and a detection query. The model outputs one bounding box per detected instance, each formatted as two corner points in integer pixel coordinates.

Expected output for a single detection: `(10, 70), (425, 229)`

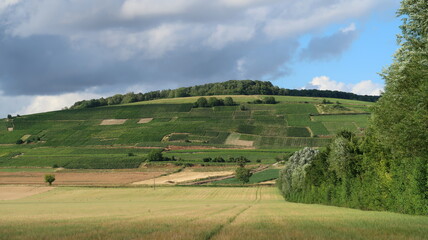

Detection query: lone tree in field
(44, 174), (55, 186)
(235, 167), (252, 184)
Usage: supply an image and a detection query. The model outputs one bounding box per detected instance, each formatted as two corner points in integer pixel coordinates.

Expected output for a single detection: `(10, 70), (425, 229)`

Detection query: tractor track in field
(204, 187), (262, 240)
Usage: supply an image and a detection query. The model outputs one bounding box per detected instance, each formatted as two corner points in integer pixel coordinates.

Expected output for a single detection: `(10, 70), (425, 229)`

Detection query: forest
(277, 0), (427, 215)
(69, 80), (379, 109)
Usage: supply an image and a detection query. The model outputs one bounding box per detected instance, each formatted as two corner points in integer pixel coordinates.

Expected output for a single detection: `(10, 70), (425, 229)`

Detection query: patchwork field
(132, 169), (234, 185)
(0, 95), (373, 170)
(0, 187), (426, 240)
(0, 170), (167, 186)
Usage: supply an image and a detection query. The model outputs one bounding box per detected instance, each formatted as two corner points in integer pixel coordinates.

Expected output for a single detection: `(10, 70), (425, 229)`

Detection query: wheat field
(0, 186), (427, 240)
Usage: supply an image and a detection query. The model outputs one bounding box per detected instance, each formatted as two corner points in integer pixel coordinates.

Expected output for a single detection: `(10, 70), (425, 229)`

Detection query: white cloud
(120, 0), (197, 19)
(18, 92), (103, 115)
(305, 76), (383, 96)
(341, 23), (356, 33)
(263, 0), (385, 38)
(351, 80), (383, 95)
(205, 24), (255, 49)
(0, 0), (20, 13)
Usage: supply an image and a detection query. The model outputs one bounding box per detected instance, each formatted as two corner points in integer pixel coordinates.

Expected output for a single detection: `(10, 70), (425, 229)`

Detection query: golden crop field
(0, 186), (427, 240)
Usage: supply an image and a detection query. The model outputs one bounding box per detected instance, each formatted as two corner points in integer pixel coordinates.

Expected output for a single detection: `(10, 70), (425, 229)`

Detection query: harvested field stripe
(99, 119), (127, 125)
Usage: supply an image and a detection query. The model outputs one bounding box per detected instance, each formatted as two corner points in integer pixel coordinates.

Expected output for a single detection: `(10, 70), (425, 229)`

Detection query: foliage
(194, 97), (208, 108)
(214, 169), (280, 184)
(278, 147), (319, 197)
(70, 80), (379, 109)
(147, 149), (164, 162)
(235, 166), (252, 184)
(44, 174), (55, 185)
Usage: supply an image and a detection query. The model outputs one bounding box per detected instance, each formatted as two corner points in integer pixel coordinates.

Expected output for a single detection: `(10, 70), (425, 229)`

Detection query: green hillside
(0, 95), (372, 169)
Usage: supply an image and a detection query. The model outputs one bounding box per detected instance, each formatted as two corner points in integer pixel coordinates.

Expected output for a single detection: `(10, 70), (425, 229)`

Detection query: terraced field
(0, 95), (372, 169)
(0, 187), (426, 240)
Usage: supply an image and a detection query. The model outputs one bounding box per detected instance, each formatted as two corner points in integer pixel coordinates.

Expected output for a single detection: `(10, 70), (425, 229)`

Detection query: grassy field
(0, 95), (372, 169)
(213, 169), (281, 184)
(0, 186), (426, 240)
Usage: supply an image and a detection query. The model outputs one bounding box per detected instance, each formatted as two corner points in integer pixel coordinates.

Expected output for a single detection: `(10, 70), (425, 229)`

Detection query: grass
(0, 95), (373, 169)
(0, 187), (426, 240)
(213, 169), (281, 184)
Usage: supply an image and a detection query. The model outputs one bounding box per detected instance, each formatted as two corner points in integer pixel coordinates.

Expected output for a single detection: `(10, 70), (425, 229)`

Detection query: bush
(278, 147), (320, 197)
(263, 96), (277, 104)
(16, 139), (23, 145)
(224, 97), (235, 106)
(240, 105), (248, 111)
(147, 149), (164, 161)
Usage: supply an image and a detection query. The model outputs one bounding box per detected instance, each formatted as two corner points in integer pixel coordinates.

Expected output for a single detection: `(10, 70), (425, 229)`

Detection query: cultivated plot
(0, 187), (426, 240)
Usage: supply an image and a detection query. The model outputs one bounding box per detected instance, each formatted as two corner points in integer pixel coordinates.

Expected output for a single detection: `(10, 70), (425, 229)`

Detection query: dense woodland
(278, 0), (427, 215)
(70, 80), (379, 109)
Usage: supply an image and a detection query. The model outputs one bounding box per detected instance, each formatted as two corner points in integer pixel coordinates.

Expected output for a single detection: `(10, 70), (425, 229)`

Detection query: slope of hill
(69, 80), (379, 109)
(0, 95), (372, 169)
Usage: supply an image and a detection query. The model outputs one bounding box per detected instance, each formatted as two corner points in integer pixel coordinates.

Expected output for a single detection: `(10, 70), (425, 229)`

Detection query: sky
(0, 0), (401, 117)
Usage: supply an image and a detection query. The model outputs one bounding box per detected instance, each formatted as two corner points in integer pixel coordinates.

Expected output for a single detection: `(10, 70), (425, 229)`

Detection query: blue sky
(273, 7), (401, 93)
(0, 0), (401, 116)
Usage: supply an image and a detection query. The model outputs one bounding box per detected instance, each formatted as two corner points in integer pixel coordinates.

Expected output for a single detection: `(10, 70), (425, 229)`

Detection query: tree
(235, 166), (252, 184)
(44, 174), (55, 186)
(194, 97), (208, 108)
(372, 0), (428, 159)
(224, 97), (235, 106)
(263, 96), (277, 104)
(7, 114), (12, 119)
(147, 149), (164, 161)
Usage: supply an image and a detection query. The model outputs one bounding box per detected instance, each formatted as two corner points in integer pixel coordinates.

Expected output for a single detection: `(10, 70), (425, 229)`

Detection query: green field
(0, 95), (372, 169)
(0, 187), (426, 240)
(213, 169), (281, 184)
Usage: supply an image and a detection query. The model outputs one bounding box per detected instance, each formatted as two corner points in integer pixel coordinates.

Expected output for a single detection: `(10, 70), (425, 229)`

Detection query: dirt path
(132, 170), (234, 185)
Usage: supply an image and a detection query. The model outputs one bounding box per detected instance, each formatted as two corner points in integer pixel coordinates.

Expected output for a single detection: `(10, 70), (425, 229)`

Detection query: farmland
(0, 186), (426, 240)
(0, 95), (372, 169)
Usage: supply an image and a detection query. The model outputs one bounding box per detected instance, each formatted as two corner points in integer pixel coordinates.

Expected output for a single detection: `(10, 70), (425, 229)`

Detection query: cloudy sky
(0, 0), (400, 116)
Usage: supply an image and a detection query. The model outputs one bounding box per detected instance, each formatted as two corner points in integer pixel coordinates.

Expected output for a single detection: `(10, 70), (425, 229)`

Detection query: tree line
(69, 80), (379, 109)
(277, 0), (427, 215)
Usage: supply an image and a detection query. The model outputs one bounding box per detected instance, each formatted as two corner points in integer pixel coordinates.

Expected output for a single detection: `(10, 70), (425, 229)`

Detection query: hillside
(0, 95), (372, 169)
(69, 80), (379, 109)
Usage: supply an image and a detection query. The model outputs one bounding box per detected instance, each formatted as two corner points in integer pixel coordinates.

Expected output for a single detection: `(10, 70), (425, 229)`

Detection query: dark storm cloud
(0, 0), (388, 96)
(299, 25), (359, 61)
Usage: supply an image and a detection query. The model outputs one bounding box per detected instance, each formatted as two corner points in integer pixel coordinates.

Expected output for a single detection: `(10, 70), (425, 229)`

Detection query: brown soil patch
(225, 133), (254, 147)
(132, 170), (233, 185)
(0, 186), (54, 200)
(0, 171), (165, 186)
(258, 180), (276, 185)
(138, 118), (153, 124)
(100, 119), (127, 125)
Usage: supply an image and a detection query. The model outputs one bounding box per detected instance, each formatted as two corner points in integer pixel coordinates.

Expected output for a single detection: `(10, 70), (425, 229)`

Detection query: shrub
(224, 97), (235, 106)
(147, 149), (164, 161)
(278, 147), (319, 197)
